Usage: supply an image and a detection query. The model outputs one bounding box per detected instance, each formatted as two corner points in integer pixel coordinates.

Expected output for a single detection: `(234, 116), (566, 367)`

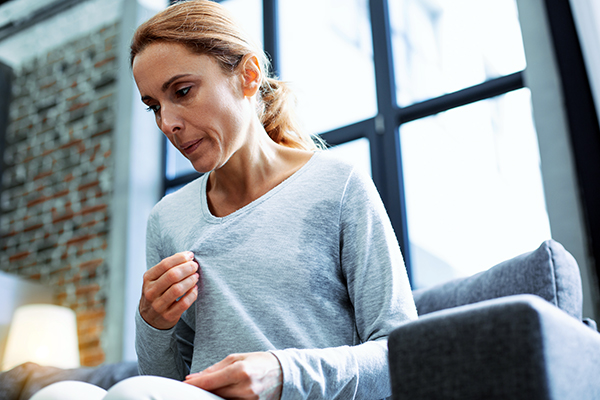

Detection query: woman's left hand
(184, 352), (283, 400)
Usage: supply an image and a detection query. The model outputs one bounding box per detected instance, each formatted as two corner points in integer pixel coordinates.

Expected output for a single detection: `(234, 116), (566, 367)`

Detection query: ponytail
(259, 77), (321, 151)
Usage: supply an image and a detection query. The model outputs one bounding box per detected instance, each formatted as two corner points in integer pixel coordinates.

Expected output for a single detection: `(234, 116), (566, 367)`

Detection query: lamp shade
(2, 304), (80, 370)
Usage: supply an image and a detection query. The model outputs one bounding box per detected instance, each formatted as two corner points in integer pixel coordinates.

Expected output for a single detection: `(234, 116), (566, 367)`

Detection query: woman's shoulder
(150, 174), (206, 216)
(311, 150), (359, 178)
(309, 150), (374, 189)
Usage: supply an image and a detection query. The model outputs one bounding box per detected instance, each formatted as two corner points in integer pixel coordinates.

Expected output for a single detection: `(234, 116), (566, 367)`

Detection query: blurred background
(0, 0), (599, 368)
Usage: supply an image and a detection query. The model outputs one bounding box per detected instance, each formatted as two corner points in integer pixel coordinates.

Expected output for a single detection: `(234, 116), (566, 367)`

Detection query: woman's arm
(135, 210), (198, 380)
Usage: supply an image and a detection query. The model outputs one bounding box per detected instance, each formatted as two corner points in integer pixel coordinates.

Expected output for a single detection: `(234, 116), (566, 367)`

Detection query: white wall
(0, 0), (123, 67)
(109, 0), (166, 363)
(517, 0), (600, 321)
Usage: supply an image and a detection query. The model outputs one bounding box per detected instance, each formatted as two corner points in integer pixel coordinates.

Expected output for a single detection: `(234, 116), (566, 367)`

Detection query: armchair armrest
(388, 295), (600, 400)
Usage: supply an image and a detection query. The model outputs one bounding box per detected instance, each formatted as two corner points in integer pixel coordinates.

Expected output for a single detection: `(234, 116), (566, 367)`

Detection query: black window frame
(164, 0), (600, 286)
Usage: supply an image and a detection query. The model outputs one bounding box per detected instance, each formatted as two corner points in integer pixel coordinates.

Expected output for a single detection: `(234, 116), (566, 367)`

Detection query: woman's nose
(159, 106), (183, 135)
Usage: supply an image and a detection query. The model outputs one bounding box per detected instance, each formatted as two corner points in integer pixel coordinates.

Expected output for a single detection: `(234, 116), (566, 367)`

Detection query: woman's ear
(240, 54), (262, 98)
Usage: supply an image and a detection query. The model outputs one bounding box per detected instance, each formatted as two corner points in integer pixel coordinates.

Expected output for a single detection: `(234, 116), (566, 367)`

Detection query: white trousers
(29, 376), (225, 400)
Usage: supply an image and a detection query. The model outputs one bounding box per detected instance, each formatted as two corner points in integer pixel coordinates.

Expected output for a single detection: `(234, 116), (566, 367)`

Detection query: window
(278, 0), (377, 134)
(163, 0), (556, 289)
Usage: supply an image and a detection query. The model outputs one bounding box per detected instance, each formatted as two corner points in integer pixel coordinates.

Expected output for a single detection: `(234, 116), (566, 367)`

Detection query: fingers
(147, 261), (199, 304)
(155, 283), (199, 327)
(139, 251), (200, 330)
(184, 355), (246, 393)
(153, 271), (199, 310)
(144, 251), (195, 281)
(184, 353), (283, 399)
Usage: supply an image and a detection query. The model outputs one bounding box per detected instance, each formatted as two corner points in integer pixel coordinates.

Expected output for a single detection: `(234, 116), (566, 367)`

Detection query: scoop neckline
(199, 151), (320, 223)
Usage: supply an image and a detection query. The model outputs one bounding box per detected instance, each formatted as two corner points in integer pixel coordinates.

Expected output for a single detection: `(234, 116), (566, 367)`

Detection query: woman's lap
(29, 381), (107, 400)
(30, 376), (224, 400)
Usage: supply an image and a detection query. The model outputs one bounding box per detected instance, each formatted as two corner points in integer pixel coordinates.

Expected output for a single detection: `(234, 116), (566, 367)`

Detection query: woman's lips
(181, 138), (202, 155)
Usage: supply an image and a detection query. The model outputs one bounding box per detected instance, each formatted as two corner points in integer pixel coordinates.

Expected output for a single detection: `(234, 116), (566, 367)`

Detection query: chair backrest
(411, 240), (583, 320)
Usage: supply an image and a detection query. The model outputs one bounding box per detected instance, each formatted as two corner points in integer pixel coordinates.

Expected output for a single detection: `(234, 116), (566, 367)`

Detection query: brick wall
(0, 22), (119, 367)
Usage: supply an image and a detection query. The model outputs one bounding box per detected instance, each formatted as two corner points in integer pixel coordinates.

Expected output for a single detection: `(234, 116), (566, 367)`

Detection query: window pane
(400, 89), (551, 288)
(328, 138), (372, 177)
(389, 0), (527, 106)
(165, 183), (187, 196)
(165, 139), (195, 180)
(279, 0), (377, 134)
(221, 0), (263, 49)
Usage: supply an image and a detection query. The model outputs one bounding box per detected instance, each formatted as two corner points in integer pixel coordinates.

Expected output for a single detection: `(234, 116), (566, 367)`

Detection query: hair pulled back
(130, 0), (318, 150)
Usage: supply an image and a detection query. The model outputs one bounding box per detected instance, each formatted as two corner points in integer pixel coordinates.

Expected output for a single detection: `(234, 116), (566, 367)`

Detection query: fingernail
(186, 251), (194, 260)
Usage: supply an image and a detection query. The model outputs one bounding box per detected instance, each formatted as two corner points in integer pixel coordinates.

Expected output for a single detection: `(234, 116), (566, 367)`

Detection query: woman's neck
(206, 128), (313, 217)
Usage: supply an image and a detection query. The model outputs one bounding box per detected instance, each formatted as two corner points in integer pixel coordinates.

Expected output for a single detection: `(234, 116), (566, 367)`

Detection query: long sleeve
(135, 208), (196, 380)
(272, 168), (418, 399)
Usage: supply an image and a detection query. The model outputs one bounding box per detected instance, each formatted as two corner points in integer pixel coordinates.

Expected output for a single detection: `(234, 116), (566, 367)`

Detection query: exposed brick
(94, 56), (115, 68)
(75, 283), (100, 297)
(68, 102), (90, 112)
(26, 196), (49, 208)
(80, 349), (105, 367)
(40, 80), (57, 90)
(77, 309), (106, 322)
(33, 170), (53, 181)
(92, 128), (111, 138)
(2, 23), (118, 367)
(66, 233), (96, 247)
(78, 180), (100, 191)
(51, 265), (71, 277)
(8, 251), (30, 262)
(66, 93), (83, 102)
(78, 258), (103, 271)
(1, 230), (18, 239)
(60, 138), (84, 150)
(52, 211), (75, 224)
(80, 204), (107, 215)
(56, 292), (68, 303)
(52, 189), (70, 199)
(23, 223), (44, 233)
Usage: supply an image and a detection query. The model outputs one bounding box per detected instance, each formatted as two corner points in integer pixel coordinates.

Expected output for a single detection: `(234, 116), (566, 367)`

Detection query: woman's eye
(176, 87), (191, 98)
(146, 104), (161, 113)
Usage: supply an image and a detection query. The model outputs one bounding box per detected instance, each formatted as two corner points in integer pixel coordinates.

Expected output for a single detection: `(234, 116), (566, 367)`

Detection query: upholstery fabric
(412, 240), (583, 319)
(388, 295), (600, 400)
(0, 361), (138, 400)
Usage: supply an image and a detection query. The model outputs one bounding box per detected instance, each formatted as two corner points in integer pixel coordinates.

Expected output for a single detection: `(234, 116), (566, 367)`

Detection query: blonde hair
(130, 0), (320, 150)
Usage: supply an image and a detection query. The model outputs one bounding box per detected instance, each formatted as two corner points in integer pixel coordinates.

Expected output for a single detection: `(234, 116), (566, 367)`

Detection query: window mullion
(263, 0), (279, 77)
(369, 0), (412, 278)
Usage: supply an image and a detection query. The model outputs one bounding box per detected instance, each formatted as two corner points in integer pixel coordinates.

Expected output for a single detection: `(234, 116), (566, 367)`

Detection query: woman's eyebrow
(140, 74), (193, 103)
(162, 74), (192, 91)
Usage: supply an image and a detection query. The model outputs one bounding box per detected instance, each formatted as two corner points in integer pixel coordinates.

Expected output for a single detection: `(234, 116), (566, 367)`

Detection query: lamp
(2, 304), (80, 371)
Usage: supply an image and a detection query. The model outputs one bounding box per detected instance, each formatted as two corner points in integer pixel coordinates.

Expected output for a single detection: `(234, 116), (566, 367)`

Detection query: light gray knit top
(135, 151), (417, 399)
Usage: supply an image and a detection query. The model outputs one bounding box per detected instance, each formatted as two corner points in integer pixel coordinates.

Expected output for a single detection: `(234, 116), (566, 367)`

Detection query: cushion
(412, 240), (583, 320)
(0, 361), (138, 400)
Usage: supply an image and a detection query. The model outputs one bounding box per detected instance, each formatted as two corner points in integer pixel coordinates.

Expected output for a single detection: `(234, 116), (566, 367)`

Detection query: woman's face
(132, 41), (254, 173)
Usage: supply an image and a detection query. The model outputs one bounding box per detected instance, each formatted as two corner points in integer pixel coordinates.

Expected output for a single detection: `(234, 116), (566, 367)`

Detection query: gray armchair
(389, 240), (600, 399)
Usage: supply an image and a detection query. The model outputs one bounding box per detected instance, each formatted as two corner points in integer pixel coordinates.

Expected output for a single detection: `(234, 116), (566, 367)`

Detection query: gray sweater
(136, 151), (417, 399)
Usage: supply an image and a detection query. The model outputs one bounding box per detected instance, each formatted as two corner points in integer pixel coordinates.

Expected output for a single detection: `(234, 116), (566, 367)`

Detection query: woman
(32, 1), (417, 399)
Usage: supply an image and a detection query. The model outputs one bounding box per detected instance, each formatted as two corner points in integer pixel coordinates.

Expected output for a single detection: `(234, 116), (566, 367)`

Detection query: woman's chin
(187, 155), (218, 174)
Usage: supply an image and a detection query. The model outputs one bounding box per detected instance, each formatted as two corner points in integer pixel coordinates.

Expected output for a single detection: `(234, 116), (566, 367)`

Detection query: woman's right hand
(139, 251), (199, 330)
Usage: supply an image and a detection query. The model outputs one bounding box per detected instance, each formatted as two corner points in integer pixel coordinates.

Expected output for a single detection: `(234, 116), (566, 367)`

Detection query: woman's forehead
(133, 42), (218, 81)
